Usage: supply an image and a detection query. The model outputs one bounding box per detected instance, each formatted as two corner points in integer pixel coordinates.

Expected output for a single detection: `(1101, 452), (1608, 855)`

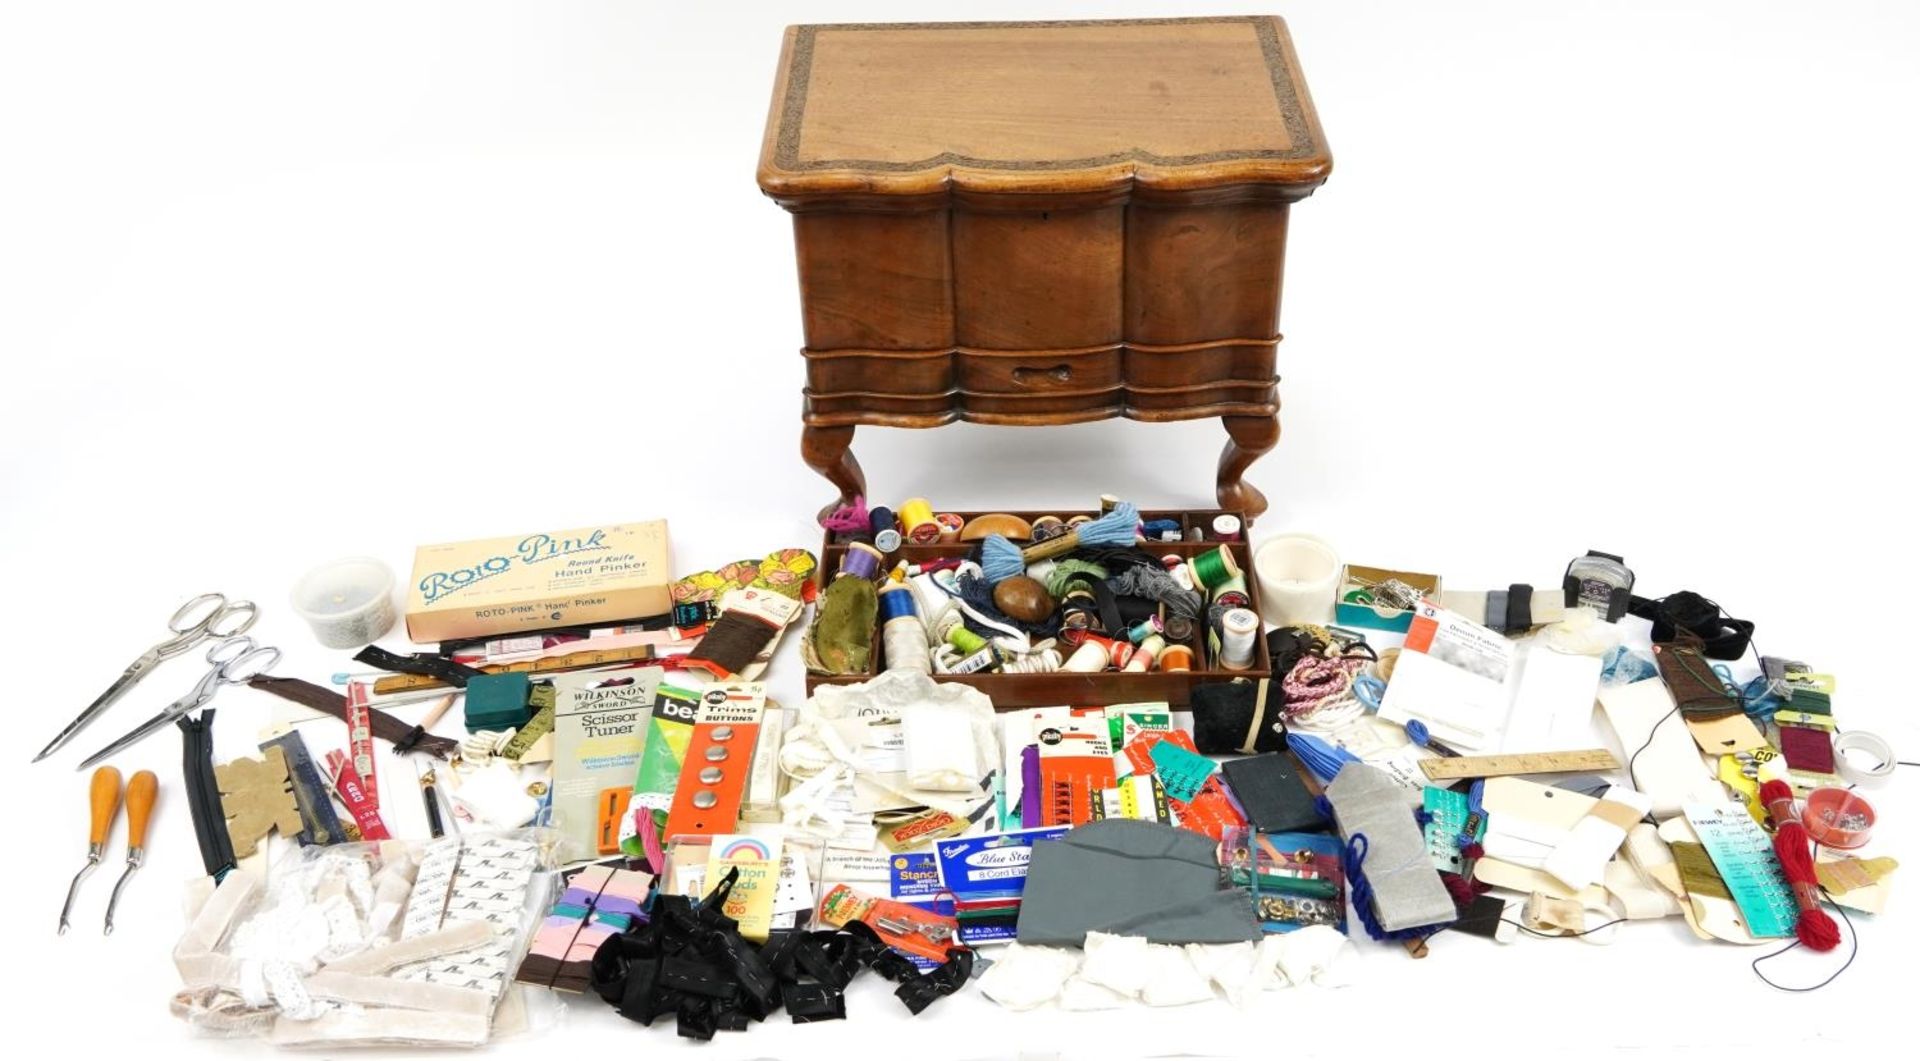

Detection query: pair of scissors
(35, 593), (259, 763)
(77, 636), (282, 770)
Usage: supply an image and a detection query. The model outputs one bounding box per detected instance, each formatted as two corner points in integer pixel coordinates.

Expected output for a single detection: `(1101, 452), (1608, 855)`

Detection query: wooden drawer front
(1123, 339), (1276, 391)
(793, 210), (954, 351)
(951, 207), (1124, 350)
(956, 347), (1121, 395)
(957, 347), (1123, 422)
(806, 348), (953, 397)
(1126, 379), (1278, 418)
(1125, 201), (1289, 345)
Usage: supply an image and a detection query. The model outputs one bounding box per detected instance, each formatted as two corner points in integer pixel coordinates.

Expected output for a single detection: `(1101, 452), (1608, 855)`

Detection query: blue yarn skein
(981, 502), (1140, 583)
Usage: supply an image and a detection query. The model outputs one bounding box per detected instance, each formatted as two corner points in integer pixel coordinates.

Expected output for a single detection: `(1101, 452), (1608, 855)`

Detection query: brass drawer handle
(1012, 364), (1073, 388)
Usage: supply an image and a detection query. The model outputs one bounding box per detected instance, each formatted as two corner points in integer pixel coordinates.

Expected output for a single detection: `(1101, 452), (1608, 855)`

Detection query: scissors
(77, 635), (281, 770)
(35, 593), (258, 763)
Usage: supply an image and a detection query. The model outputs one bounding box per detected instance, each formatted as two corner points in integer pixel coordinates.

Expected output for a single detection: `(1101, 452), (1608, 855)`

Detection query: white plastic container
(1252, 534), (1342, 628)
(291, 557), (398, 649)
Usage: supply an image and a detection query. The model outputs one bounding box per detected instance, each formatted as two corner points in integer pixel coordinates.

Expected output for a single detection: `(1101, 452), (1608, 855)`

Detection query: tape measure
(1685, 802), (1797, 938)
(370, 645), (662, 694)
(1418, 748), (1621, 781)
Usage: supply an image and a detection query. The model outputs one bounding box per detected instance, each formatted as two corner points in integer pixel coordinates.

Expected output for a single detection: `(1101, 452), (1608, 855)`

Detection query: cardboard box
(405, 520), (670, 643)
(1335, 563), (1442, 634)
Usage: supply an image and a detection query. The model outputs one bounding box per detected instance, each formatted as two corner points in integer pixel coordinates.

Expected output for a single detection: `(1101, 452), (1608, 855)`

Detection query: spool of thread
(1084, 633), (1134, 670)
(946, 625), (990, 655)
(1252, 534), (1342, 627)
(1189, 545), (1242, 594)
(1163, 554), (1196, 591)
(948, 644), (1002, 674)
(1127, 633), (1166, 672)
(840, 542), (885, 581)
(1031, 515), (1066, 541)
(1062, 640), (1109, 673)
(900, 498), (941, 544)
(869, 506), (901, 553)
(1127, 615), (1165, 644)
(936, 512), (964, 542)
(1157, 644), (1195, 672)
(1164, 614), (1195, 642)
(879, 584), (930, 674)
(1211, 514), (1243, 542)
(1219, 608), (1260, 671)
(1213, 574), (1252, 611)
(1140, 518), (1182, 542)
(1099, 494), (1120, 514)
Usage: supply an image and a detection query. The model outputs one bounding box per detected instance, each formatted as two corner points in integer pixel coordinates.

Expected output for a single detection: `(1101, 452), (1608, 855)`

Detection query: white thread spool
(880, 585), (931, 674)
(1219, 608), (1260, 671)
(1252, 534), (1341, 627)
(1063, 640), (1109, 673)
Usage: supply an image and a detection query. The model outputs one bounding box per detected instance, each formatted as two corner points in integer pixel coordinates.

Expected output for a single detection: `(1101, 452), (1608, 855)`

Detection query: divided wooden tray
(808, 509), (1271, 709)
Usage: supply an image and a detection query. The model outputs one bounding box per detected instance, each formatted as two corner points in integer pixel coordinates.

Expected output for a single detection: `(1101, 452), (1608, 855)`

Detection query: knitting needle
(103, 770), (157, 935)
(60, 766), (122, 934)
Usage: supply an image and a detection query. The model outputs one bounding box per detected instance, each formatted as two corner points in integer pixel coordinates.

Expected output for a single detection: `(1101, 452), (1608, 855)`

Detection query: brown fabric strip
(248, 676), (460, 760)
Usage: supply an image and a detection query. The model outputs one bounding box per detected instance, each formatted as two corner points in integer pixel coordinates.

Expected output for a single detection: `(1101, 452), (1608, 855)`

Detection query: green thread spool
(1189, 545), (1242, 593)
(947, 625), (990, 655)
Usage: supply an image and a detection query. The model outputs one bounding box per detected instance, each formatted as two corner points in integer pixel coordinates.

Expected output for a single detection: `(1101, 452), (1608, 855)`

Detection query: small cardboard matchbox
(405, 520), (670, 643)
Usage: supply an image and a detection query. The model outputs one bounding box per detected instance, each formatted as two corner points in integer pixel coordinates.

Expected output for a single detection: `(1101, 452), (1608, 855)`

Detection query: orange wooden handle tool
(88, 766), (123, 847)
(125, 770), (159, 850)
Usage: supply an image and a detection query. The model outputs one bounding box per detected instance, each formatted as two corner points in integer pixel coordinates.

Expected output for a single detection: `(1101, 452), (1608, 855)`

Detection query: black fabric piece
(1265, 628), (1319, 675)
(898, 947), (974, 1014)
(1220, 753), (1330, 834)
(1452, 894), (1510, 939)
(1505, 583), (1532, 633)
(247, 676), (461, 759)
(783, 983), (846, 1023)
(179, 712), (237, 881)
(1191, 679), (1288, 755)
(352, 644), (486, 687)
(1628, 590), (1755, 661)
(587, 866), (972, 1040)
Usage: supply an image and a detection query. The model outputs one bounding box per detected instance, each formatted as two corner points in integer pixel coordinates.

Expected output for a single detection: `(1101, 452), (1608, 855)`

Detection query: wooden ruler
(370, 645), (663, 695)
(1419, 748), (1621, 781)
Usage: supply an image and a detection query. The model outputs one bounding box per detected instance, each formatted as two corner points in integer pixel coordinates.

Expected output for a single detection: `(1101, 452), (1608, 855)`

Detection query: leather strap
(247, 676), (460, 759)
(353, 645), (485, 687)
(1240, 679), (1272, 755)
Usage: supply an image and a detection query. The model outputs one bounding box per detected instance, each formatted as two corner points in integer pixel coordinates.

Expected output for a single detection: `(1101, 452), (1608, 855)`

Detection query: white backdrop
(3, 2), (1915, 1058)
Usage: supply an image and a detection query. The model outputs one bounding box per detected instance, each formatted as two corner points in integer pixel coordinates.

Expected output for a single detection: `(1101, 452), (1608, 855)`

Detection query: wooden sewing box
(758, 16), (1333, 524)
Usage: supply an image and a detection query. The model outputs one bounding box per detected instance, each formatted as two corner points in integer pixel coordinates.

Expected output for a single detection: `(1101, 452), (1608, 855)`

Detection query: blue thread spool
(869, 506), (901, 553)
(1127, 615), (1164, 644)
(877, 582), (919, 623)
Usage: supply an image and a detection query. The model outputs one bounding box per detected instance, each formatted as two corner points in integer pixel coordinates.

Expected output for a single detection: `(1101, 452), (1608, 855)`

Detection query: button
(705, 745), (729, 762)
(711, 726), (734, 742)
(692, 790), (718, 810)
(699, 767), (724, 784)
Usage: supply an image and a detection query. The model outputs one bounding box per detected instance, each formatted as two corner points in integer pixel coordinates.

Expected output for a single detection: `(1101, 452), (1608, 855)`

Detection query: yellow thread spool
(899, 498), (940, 544)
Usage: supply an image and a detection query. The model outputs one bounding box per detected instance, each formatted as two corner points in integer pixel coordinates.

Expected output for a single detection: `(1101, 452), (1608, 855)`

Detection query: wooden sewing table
(757, 16), (1333, 520)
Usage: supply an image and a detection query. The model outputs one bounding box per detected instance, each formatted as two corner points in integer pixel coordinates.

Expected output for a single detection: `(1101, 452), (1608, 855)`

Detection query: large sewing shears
(35, 594), (259, 763)
(77, 635), (281, 770)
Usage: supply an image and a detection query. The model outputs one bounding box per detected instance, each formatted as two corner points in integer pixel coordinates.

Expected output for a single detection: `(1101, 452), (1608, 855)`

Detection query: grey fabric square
(1014, 819), (1262, 947)
(1325, 763), (1456, 932)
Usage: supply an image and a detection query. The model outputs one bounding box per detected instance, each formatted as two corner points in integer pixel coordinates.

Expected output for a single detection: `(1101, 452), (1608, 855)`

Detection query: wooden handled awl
(59, 766), (122, 934)
(103, 770), (157, 935)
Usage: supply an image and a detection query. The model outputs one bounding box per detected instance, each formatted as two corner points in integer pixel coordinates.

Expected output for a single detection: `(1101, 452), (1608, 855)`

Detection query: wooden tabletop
(758, 16), (1331, 203)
